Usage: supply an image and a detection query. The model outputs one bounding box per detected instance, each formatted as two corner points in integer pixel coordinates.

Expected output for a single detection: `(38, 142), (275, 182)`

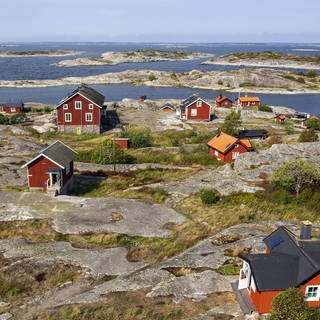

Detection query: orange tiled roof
(239, 138), (252, 149)
(238, 96), (260, 102)
(207, 132), (238, 153)
(277, 115), (286, 119)
(215, 95), (228, 103)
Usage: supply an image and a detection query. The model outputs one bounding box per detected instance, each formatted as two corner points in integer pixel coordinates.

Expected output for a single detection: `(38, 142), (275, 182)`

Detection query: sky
(1, 0), (320, 42)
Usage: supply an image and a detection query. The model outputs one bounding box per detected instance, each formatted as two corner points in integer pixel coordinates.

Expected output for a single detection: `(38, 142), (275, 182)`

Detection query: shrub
(200, 188), (220, 204)
(305, 118), (320, 130)
(217, 80), (223, 85)
(298, 128), (319, 142)
(306, 69), (318, 78)
(148, 73), (157, 81)
(270, 189), (293, 204)
(121, 126), (153, 148)
(258, 104), (273, 113)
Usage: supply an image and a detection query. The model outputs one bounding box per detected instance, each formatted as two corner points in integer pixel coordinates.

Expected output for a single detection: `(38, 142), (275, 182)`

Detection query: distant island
(0, 50), (80, 57)
(1, 67), (320, 94)
(58, 49), (213, 66)
(202, 51), (320, 70)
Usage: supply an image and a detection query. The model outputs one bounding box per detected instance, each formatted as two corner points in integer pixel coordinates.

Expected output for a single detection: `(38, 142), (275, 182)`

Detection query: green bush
(200, 188), (220, 204)
(298, 128), (319, 142)
(258, 104), (273, 112)
(148, 73), (157, 81)
(306, 69), (318, 78)
(121, 126), (153, 148)
(270, 189), (293, 204)
(305, 118), (320, 130)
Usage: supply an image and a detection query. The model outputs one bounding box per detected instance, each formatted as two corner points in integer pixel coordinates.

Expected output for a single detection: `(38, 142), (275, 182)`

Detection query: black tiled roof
(237, 130), (268, 139)
(41, 141), (77, 168)
(57, 84), (105, 108)
(242, 226), (320, 291)
(0, 101), (24, 108)
(180, 95), (199, 111)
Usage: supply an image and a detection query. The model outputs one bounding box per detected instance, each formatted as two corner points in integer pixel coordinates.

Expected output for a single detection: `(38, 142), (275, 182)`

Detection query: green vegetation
(200, 188), (220, 204)
(271, 159), (320, 197)
(148, 73), (157, 81)
(305, 118), (320, 130)
(239, 82), (256, 87)
(0, 112), (27, 125)
(258, 103), (273, 112)
(215, 265), (240, 275)
(220, 111), (242, 136)
(119, 125), (153, 148)
(298, 128), (319, 142)
(269, 288), (320, 320)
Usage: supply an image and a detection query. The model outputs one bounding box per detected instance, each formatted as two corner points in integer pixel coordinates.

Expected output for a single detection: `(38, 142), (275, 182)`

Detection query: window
(63, 104), (68, 110)
(232, 152), (240, 160)
(197, 100), (202, 107)
(191, 109), (197, 117)
(85, 113), (93, 122)
(89, 104), (94, 109)
(10, 107), (16, 112)
(214, 150), (218, 156)
(235, 144), (239, 148)
(65, 113), (72, 122)
(75, 101), (82, 109)
(306, 286), (320, 301)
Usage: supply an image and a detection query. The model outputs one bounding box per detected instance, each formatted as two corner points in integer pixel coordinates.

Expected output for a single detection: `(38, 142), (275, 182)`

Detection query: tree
(121, 125), (153, 148)
(305, 118), (320, 130)
(269, 288), (309, 320)
(271, 159), (320, 197)
(298, 128), (319, 142)
(258, 104), (273, 113)
(220, 111), (242, 136)
(93, 139), (128, 164)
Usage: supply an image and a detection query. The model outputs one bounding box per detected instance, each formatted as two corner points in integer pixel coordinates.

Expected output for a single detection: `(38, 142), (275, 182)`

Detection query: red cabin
(235, 96), (260, 108)
(0, 101), (24, 113)
(160, 103), (176, 112)
(56, 84), (105, 134)
(177, 95), (212, 121)
(207, 131), (252, 163)
(274, 114), (286, 124)
(21, 141), (77, 196)
(236, 222), (320, 314)
(214, 95), (233, 108)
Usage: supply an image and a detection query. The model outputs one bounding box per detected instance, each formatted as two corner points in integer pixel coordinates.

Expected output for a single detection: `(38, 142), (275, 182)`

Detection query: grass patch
(215, 265), (241, 275)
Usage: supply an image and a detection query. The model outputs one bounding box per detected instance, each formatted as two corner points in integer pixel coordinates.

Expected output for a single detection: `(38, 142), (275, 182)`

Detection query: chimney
(217, 128), (221, 137)
(300, 220), (312, 240)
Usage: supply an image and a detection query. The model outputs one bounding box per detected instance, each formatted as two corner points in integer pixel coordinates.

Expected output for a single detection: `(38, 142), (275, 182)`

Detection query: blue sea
(0, 42), (320, 114)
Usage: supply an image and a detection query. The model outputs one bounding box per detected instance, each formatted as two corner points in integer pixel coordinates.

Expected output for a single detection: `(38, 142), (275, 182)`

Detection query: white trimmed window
(214, 150), (218, 156)
(197, 100), (202, 107)
(191, 109), (197, 116)
(305, 286), (320, 301)
(65, 113), (72, 122)
(85, 113), (93, 122)
(89, 103), (94, 110)
(10, 107), (16, 112)
(235, 144), (239, 148)
(75, 101), (82, 109)
(63, 104), (68, 110)
(232, 152), (240, 160)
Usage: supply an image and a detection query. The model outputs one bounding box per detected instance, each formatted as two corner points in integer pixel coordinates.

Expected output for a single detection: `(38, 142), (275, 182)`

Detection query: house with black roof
(237, 129), (268, 140)
(236, 222), (320, 314)
(0, 101), (25, 114)
(56, 84), (105, 134)
(177, 94), (212, 121)
(21, 141), (77, 196)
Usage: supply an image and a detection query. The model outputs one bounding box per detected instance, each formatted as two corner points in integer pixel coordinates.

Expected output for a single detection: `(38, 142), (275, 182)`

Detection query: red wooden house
(214, 95), (233, 108)
(0, 101), (25, 113)
(274, 114), (286, 124)
(177, 95), (212, 121)
(56, 84), (105, 134)
(207, 131), (252, 163)
(21, 141), (77, 196)
(236, 223), (320, 314)
(235, 96), (260, 108)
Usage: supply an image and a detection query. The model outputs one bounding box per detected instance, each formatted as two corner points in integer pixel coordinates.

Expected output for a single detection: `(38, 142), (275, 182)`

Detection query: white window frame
(85, 113), (93, 122)
(197, 100), (202, 107)
(75, 101), (82, 109)
(305, 286), (320, 301)
(232, 152), (240, 160)
(65, 113), (72, 122)
(191, 109), (197, 117)
(235, 144), (239, 149)
(10, 107), (16, 112)
(89, 103), (94, 110)
(63, 104), (68, 110)
(214, 150), (219, 156)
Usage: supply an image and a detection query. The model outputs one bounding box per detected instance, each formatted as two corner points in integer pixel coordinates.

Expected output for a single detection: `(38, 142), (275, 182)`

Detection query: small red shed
(113, 138), (130, 150)
(207, 131), (252, 163)
(214, 95), (233, 108)
(160, 103), (176, 112)
(21, 141), (77, 196)
(177, 95), (212, 121)
(274, 114), (286, 124)
(235, 96), (260, 107)
(236, 223), (320, 314)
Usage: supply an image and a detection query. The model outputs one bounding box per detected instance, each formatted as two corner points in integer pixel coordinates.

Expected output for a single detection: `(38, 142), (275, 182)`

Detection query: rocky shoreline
(0, 50), (80, 57)
(1, 68), (319, 94)
(57, 49), (212, 66)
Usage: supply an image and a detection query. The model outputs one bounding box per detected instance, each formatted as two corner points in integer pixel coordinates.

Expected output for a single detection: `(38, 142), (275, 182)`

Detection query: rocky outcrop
(0, 68), (318, 94)
(58, 49), (212, 66)
(0, 50), (79, 57)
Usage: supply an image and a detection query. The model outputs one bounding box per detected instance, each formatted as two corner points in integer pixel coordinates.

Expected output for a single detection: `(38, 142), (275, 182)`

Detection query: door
(76, 127), (81, 135)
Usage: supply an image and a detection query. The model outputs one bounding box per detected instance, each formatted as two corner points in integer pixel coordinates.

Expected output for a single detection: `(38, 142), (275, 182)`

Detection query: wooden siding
(216, 99), (233, 108)
(208, 142), (249, 163)
(250, 289), (283, 314)
(56, 93), (101, 127)
(186, 101), (211, 121)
